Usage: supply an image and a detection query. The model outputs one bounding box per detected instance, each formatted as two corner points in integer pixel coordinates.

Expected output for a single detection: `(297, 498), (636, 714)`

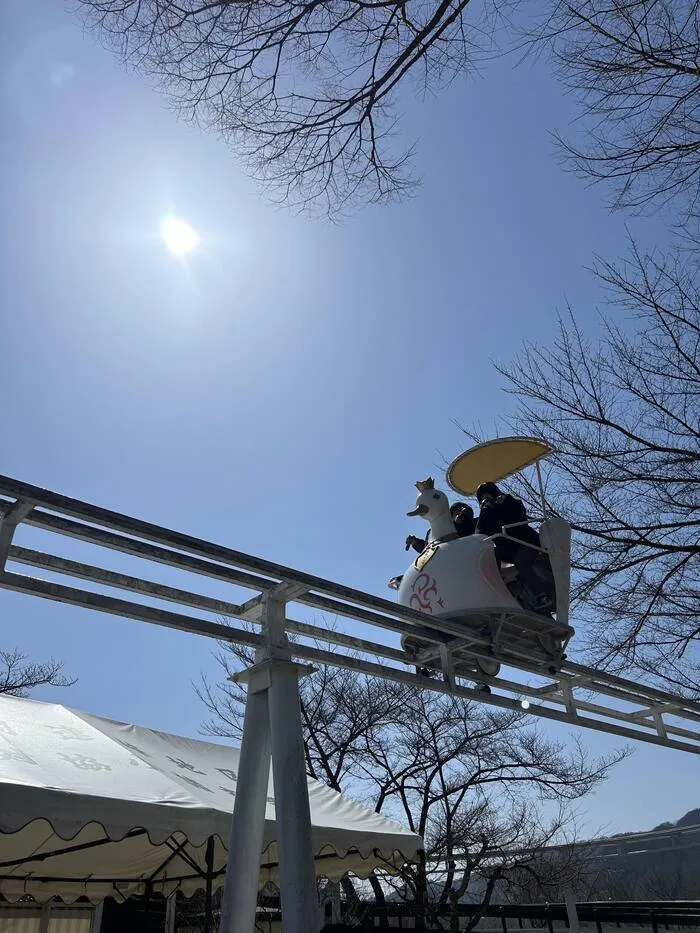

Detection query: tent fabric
(0, 905), (93, 933)
(0, 696), (423, 903)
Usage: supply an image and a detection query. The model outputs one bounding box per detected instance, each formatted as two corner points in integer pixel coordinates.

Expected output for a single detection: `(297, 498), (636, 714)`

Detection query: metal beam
(6, 546), (407, 663)
(8, 545), (245, 617)
(0, 571), (263, 651)
(2, 567), (698, 752)
(0, 478), (472, 625)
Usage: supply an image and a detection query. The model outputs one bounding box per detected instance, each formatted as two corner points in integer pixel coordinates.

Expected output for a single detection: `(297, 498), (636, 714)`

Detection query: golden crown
(415, 477), (435, 492)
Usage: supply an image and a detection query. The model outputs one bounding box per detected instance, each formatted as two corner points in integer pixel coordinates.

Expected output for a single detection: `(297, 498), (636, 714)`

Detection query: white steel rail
(0, 475), (699, 755)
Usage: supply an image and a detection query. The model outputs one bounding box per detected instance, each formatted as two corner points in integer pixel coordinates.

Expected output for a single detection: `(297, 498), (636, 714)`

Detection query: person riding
(405, 501), (475, 554)
(475, 482), (556, 615)
(475, 483), (537, 558)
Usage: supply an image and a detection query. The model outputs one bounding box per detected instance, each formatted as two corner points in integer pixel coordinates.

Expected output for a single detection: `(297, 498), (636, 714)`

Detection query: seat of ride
(392, 437), (574, 684)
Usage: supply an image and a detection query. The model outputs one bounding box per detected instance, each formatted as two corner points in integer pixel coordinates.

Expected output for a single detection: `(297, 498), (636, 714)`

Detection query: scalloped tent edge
(0, 696), (423, 904)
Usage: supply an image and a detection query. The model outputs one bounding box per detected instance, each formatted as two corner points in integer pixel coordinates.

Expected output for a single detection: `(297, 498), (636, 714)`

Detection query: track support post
(218, 592), (321, 933)
(0, 499), (34, 570)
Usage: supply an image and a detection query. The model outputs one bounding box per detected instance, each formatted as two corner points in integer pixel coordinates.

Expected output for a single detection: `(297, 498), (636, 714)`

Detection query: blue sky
(0, 0), (694, 837)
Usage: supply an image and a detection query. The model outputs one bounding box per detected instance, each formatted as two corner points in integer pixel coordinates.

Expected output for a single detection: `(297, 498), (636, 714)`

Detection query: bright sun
(160, 216), (199, 257)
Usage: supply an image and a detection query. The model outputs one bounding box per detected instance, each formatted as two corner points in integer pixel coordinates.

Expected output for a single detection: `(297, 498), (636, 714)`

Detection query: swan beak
(407, 504), (429, 517)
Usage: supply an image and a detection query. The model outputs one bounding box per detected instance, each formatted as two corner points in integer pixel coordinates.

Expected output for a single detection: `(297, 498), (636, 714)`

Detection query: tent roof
(0, 696), (423, 903)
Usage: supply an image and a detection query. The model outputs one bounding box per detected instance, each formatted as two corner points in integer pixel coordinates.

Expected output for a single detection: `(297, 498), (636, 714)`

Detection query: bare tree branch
(526, 0), (700, 225)
(0, 648), (76, 697)
(74, 0), (504, 214)
(463, 240), (700, 694)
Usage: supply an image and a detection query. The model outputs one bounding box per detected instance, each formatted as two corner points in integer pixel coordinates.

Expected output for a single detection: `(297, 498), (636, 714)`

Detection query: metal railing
(1, 473), (699, 754)
(362, 901), (700, 931)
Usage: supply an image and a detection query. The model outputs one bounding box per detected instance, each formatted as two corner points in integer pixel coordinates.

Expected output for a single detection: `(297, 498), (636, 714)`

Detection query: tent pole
(564, 888), (580, 933)
(144, 881), (152, 929)
(91, 901), (104, 933)
(264, 593), (322, 933)
(218, 664), (271, 933)
(164, 894), (176, 933)
(204, 836), (215, 933)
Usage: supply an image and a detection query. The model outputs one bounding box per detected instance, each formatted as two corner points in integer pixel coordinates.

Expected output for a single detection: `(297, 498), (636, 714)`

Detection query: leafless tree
(529, 0), (700, 224)
(467, 241), (700, 695)
(198, 635), (625, 930)
(583, 854), (700, 899)
(352, 689), (619, 932)
(502, 846), (609, 903)
(74, 0), (502, 214)
(0, 647), (75, 696)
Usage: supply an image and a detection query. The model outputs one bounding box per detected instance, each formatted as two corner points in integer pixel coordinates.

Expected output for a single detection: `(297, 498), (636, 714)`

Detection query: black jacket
(476, 494), (539, 561)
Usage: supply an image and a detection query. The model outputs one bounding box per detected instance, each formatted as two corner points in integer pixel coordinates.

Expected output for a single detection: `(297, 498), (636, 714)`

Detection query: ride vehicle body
(393, 438), (574, 683)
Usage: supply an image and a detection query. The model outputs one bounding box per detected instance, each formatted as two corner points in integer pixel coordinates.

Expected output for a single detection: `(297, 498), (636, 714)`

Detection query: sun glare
(160, 216), (199, 257)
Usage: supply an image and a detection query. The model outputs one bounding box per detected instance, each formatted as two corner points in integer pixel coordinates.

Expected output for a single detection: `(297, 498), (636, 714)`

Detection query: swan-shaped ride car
(391, 437), (574, 685)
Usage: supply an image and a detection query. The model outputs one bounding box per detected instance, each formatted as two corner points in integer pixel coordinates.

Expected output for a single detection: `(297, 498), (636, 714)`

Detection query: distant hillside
(386, 808), (700, 906)
(609, 807), (700, 838)
(654, 807), (700, 830)
(587, 807), (700, 899)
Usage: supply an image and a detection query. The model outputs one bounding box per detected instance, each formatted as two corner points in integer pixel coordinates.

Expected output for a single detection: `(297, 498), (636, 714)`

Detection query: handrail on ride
(0, 473), (699, 754)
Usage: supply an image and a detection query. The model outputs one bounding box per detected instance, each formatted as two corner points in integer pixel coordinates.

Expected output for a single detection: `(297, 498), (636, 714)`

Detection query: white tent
(0, 696), (422, 904)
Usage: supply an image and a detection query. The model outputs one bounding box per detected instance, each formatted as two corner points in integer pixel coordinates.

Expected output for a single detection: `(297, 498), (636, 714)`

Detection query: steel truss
(1, 474), (699, 933)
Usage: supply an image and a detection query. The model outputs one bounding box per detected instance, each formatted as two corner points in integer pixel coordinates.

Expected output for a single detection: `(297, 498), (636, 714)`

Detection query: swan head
(407, 477), (451, 522)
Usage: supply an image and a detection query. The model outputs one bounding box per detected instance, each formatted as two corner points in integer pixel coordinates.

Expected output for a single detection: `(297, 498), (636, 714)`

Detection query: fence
(360, 901), (700, 932)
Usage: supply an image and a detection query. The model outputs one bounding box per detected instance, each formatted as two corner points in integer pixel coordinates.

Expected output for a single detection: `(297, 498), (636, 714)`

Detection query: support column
(91, 901), (104, 933)
(331, 881), (342, 923)
(264, 594), (322, 933)
(0, 499), (34, 570)
(38, 904), (51, 933)
(164, 894), (176, 933)
(564, 888), (580, 933)
(204, 836), (215, 933)
(218, 671), (271, 933)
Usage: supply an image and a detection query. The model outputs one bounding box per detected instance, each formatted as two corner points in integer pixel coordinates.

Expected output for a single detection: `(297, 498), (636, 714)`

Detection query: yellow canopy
(446, 437), (552, 496)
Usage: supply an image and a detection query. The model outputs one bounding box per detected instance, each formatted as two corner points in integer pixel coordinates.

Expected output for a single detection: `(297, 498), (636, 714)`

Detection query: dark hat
(450, 501), (474, 518)
(476, 482), (502, 502)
